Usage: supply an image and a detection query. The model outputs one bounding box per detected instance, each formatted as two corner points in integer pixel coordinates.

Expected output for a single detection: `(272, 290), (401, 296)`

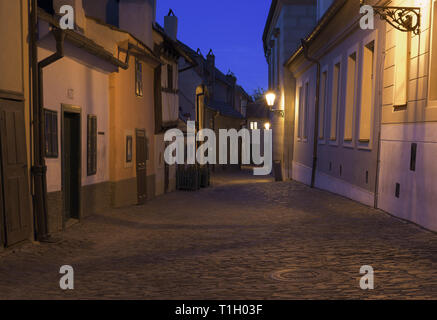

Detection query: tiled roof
(208, 100), (244, 119)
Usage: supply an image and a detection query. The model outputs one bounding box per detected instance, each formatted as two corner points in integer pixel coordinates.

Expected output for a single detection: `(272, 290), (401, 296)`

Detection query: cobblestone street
(1, 169), (437, 299)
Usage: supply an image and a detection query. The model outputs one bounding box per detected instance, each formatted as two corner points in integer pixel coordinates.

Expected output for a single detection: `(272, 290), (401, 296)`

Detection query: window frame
(135, 58), (143, 97)
(343, 45), (359, 147)
(44, 109), (58, 158)
(329, 56), (342, 146)
(319, 66), (329, 144)
(358, 32), (378, 150)
(87, 114), (97, 176)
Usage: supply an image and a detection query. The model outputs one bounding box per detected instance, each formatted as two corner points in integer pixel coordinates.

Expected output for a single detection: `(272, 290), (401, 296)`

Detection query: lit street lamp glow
(264, 122), (271, 130)
(265, 91), (276, 107)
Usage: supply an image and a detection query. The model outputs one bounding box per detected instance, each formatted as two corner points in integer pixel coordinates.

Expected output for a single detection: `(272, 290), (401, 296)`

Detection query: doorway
(0, 99), (31, 247)
(62, 106), (81, 223)
(136, 129), (147, 204)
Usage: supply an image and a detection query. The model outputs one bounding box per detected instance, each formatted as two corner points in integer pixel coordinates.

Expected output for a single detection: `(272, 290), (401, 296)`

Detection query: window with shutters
(44, 109), (58, 158)
(87, 115), (97, 176)
(135, 58), (143, 97)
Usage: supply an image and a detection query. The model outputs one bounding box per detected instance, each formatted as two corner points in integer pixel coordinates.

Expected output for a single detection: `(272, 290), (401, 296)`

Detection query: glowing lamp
(265, 91), (276, 107)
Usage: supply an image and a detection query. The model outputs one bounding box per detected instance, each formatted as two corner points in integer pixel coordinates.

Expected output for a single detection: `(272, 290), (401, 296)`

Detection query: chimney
(164, 9), (178, 40)
(206, 49), (215, 70)
(206, 49), (216, 83)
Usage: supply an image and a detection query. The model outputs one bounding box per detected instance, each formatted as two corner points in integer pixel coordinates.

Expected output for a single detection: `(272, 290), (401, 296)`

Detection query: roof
(153, 23), (197, 66)
(177, 41), (241, 87)
(246, 101), (270, 119)
(263, 0), (278, 52)
(208, 100), (244, 119)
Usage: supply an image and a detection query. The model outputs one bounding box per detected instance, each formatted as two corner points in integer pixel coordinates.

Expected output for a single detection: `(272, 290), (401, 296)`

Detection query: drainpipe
(32, 27), (65, 241)
(301, 39), (321, 189)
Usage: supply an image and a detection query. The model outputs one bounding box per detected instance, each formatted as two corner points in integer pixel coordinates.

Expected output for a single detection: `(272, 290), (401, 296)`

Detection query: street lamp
(264, 122), (271, 130)
(264, 90), (284, 117)
(265, 91), (276, 107)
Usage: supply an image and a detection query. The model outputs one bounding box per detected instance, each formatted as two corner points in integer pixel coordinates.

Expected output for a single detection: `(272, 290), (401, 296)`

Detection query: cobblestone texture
(1, 169), (437, 299)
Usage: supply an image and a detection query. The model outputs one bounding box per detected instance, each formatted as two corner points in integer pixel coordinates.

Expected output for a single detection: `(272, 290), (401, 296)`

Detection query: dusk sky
(156, 0), (271, 96)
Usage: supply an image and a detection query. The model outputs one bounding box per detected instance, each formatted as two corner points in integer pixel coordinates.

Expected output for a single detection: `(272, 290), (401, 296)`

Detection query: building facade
(178, 46), (249, 170)
(263, 0), (318, 180)
(0, 0), (33, 247)
(268, 0), (437, 231)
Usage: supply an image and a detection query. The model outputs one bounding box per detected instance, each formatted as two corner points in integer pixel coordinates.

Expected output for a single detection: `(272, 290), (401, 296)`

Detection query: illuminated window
(430, 1), (437, 101)
(359, 41), (375, 142)
(330, 62), (341, 141)
(393, 30), (410, 107)
(344, 52), (357, 142)
(303, 82), (310, 140)
(319, 71), (328, 140)
(297, 86), (303, 140)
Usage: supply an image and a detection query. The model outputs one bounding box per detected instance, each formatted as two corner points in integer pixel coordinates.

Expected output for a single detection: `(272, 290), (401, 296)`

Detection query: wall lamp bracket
(360, 1), (421, 35)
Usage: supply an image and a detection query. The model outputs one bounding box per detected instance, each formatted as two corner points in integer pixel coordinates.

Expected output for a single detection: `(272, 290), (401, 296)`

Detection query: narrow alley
(0, 169), (436, 300)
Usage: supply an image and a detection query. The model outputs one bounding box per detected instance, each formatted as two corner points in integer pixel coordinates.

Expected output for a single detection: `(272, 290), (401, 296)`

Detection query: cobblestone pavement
(1, 168), (437, 300)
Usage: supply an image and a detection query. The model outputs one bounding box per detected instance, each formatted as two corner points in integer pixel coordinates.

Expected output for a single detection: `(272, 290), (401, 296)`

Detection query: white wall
(378, 123), (437, 231)
(40, 47), (111, 193)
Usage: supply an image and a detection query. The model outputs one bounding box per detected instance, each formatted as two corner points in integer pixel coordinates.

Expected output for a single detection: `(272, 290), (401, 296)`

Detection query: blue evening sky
(156, 0), (271, 96)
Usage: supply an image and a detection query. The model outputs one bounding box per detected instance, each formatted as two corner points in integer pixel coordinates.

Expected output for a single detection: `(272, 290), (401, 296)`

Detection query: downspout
(301, 39), (321, 189)
(30, 0), (39, 240)
(32, 27), (65, 241)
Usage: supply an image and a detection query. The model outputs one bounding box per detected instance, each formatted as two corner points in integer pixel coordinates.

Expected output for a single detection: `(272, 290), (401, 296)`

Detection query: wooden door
(0, 99), (31, 246)
(136, 129), (147, 204)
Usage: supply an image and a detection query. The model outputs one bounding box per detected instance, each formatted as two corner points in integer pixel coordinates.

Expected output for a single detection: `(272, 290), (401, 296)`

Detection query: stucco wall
(40, 46), (111, 193)
(109, 54), (156, 184)
(378, 0), (437, 231)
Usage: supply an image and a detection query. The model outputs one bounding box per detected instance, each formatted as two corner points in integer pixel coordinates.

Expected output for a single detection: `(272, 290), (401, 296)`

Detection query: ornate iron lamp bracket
(271, 109), (285, 118)
(361, 1), (421, 35)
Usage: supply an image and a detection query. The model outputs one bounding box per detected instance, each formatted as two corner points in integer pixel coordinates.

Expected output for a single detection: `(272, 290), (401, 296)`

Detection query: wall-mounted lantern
(360, 0), (421, 35)
(265, 90), (284, 117)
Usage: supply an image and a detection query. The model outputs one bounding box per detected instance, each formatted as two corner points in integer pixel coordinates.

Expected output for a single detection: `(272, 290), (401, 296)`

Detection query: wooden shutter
(87, 115), (97, 176)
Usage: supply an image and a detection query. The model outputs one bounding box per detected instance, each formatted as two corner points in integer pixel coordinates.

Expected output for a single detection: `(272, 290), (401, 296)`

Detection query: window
(344, 52), (357, 142)
(297, 86), (303, 140)
(135, 58), (143, 97)
(44, 109), (58, 158)
(303, 82), (310, 140)
(87, 115), (97, 176)
(319, 71), (328, 140)
(330, 62), (341, 141)
(250, 121), (258, 130)
(430, 1), (437, 100)
(167, 64), (173, 90)
(393, 30), (410, 106)
(359, 41), (375, 142)
(126, 135), (132, 163)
